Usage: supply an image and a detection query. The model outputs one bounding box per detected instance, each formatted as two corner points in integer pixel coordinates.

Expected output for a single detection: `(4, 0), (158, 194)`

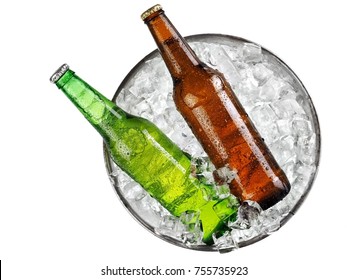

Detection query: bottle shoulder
(175, 64), (226, 89)
(111, 113), (162, 136)
(173, 65), (229, 105)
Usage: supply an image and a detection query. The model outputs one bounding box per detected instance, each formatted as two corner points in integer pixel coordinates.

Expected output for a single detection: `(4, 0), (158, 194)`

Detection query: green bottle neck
(51, 65), (125, 133)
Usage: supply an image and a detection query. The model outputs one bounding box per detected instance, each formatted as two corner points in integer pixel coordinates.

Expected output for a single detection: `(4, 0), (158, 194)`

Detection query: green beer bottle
(50, 64), (238, 244)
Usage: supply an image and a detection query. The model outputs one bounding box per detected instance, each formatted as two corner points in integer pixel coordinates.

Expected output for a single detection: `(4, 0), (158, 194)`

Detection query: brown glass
(143, 8), (290, 210)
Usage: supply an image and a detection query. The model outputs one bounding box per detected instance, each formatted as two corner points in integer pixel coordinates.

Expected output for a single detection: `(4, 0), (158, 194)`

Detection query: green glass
(50, 64), (239, 244)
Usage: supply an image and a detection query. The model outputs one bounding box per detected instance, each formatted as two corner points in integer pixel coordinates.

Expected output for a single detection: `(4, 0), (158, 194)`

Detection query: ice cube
(170, 124), (191, 146)
(252, 63), (273, 86)
(147, 91), (169, 114)
(160, 215), (176, 230)
(215, 166), (237, 184)
(207, 45), (242, 88)
(297, 134), (317, 165)
(214, 184), (231, 200)
(280, 86), (297, 100)
(294, 162), (316, 189)
(242, 43), (263, 63)
(259, 82), (277, 101)
(192, 42), (218, 66)
(269, 136), (296, 165)
(229, 201), (262, 230)
(260, 122), (281, 144)
(122, 181), (146, 201)
(282, 160), (297, 184)
(271, 98), (305, 119)
(249, 104), (277, 127)
(178, 212), (203, 245)
(153, 114), (171, 134)
(213, 230), (240, 251)
(276, 119), (292, 136)
(221, 44), (243, 61)
(156, 215), (179, 238)
(182, 138), (206, 158)
(238, 67), (258, 90)
(116, 169), (133, 187)
(260, 208), (281, 234)
(292, 118), (313, 137)
(191, 156), (216, 185)
(128, 78), (152, 99)
(163, 107), (179, 128)
(134, 98), (153, 118)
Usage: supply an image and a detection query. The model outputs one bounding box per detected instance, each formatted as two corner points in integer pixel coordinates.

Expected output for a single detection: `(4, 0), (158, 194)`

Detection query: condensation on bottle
(142, 4), (291, 210)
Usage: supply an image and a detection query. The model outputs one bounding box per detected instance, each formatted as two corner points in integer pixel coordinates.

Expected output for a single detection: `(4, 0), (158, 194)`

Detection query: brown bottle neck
(144, 10), (201, 79)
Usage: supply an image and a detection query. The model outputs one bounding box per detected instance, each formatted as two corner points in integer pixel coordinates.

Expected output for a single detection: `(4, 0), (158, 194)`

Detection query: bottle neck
(52, 65), (125, 135)
(144, 10), (201, 79)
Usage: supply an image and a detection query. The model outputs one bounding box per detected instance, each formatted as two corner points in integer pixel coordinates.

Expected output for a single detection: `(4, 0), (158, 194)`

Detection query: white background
(0, 0), (346, 279)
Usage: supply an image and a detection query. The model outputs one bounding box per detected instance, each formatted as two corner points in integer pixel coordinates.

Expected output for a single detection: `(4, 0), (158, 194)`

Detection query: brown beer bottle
(141, 4), (291, 210)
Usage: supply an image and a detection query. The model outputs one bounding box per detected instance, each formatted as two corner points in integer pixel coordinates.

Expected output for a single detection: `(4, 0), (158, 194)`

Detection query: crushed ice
(108, 37), (319, 250)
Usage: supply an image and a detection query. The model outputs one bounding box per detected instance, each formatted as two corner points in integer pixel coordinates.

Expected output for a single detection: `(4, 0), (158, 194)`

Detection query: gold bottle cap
(141, 4), (162, 21)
